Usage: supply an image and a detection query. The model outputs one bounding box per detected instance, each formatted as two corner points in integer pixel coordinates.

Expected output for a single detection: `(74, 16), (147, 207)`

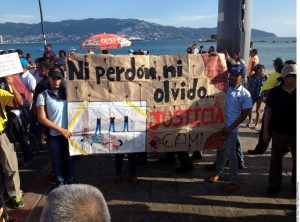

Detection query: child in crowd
(246, 64), (267, 130)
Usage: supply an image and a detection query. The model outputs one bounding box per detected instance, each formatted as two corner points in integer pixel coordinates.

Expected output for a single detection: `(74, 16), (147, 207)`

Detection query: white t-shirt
(192, 48), (199, 54)
(21, 70), (36, 92)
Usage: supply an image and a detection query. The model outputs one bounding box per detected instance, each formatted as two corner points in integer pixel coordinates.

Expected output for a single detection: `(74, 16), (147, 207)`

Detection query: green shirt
(260, 71), (281, 92)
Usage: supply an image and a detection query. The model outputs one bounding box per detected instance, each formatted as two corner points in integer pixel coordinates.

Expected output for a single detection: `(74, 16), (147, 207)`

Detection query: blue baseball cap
(230, 64), (245, 75)
(20, 58), (29, 69)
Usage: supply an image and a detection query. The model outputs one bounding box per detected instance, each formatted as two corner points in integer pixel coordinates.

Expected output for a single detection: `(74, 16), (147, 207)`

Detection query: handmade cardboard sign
(0, 52), (23, 77)
(66, 53), (227, 155)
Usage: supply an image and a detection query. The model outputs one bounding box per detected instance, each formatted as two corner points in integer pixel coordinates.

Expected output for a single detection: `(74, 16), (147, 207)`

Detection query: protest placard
(66, 53), (228, 155)
(0, 52), (23, 77)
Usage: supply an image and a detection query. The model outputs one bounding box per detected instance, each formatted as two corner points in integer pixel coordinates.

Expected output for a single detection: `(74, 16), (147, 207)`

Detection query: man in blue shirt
(208, 64), (252, 193)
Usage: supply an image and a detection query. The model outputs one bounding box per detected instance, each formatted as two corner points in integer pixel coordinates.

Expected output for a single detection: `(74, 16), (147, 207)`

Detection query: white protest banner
(0, 52), (23, 77)
(68, 101), (146, 155)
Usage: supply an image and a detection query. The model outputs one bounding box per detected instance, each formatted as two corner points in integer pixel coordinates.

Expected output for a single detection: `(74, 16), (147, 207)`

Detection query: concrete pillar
(217, 0), (253, 64)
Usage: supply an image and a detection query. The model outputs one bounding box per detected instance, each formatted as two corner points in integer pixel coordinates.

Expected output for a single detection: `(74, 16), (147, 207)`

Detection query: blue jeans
(236, 136), (244, 163)
(216, 132), (239, 184)
(47, 135), (74, 185)
(115, 153), (137, 177)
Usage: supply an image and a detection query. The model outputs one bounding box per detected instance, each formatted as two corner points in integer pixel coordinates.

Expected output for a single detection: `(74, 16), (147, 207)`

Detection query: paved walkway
(9, 109), (296, 222)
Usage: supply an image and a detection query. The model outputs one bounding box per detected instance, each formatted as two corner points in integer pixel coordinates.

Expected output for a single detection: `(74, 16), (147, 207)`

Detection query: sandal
(253, 125), (260, 131)
(208, 174), (223, 183)
(246, 121), (253, 127)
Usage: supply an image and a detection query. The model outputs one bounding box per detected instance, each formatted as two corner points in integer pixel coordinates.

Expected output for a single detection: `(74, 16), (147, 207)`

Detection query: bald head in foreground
(40, 184), (110, 222)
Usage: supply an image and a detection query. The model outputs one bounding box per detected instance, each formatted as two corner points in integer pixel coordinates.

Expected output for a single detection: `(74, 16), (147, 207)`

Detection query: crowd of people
(0, 43), (296, 221)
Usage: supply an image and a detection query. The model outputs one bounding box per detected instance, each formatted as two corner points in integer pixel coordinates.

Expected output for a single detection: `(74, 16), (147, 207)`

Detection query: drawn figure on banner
(102, 135), (123, 151)
(92, 118), (104, 144)
(80, 107), (93, 150)
(148, 132), (161, 153)
(123, 116), (129, 132)
(109, 117), (116, 132)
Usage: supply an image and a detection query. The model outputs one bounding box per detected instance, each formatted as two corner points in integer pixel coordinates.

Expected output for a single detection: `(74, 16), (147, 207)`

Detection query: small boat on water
(69, 47), (76, 51)
(128, 36), (145, 41)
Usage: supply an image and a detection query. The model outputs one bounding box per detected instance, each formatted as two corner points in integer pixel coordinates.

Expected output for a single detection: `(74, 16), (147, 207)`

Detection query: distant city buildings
(0, 35), (3, 44)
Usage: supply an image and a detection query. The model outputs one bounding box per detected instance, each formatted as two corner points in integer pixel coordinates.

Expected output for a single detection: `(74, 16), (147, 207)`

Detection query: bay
(0, 37), (296, 71)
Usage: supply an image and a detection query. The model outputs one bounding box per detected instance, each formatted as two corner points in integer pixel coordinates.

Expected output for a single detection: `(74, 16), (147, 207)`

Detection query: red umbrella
(80, 33), (132, 50)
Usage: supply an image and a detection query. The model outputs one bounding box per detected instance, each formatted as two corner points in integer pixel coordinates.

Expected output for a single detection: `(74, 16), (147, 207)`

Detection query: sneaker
(12, 197), (25, 208)
(222, 183), (239, 193)
(247, 149), (264, 155)
(204, 163), (216, 171)
(208, 174), (223, 183)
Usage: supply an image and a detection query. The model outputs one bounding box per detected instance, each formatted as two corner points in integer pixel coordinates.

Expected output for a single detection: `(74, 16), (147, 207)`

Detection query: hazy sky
(0, 0), (296, 37)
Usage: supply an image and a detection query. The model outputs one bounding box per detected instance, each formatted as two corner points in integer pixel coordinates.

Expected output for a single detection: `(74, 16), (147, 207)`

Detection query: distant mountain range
(0, 18), (276, 43)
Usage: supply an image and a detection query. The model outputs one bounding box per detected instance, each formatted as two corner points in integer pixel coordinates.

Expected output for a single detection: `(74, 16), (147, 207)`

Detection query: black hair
(254, 64), (265, 72)
(274, 63), (284, 73)
(16, 48), (23, 55)
(59, 50), (66, 56)
(251, 48), (258, 54)
(208, 46), (215, 52)
(36, 57), (52, 69)
(285, 60), (296, 65)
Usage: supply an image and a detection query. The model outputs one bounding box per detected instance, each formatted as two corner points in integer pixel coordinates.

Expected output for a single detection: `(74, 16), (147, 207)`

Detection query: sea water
(0, 37), (296, 71)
